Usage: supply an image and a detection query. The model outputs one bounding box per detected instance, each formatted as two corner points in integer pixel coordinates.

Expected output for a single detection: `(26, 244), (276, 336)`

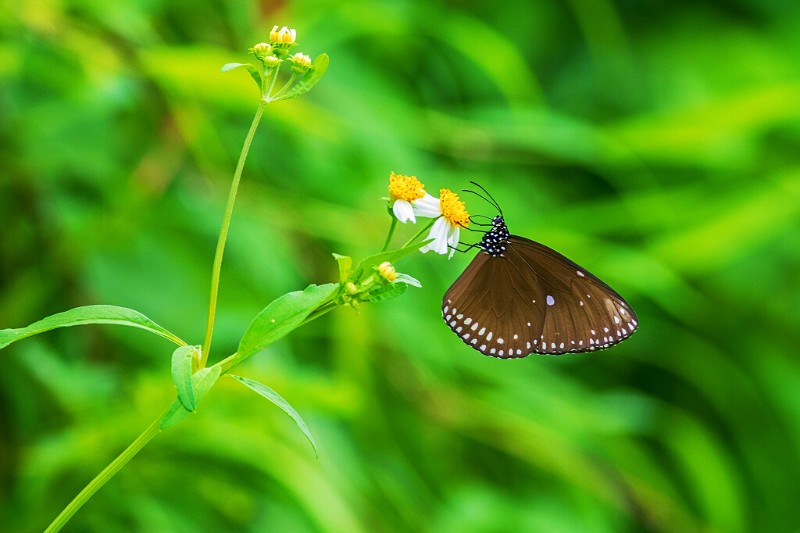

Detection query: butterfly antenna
(463, 181), (503, 216)
(468, 214), (494, 228)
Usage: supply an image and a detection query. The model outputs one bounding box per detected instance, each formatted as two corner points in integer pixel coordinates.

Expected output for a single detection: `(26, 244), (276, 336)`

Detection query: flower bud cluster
(250, 26), (313, 74)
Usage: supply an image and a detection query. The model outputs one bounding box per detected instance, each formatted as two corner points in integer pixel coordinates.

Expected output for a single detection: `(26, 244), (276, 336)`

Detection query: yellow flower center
(388, 172), (425, 202)
(439, 189), (470, 228)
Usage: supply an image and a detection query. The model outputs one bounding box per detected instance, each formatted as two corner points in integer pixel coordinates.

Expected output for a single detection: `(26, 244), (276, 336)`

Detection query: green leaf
(171, 345), (200, 411)
(238, 283), (338, 360)
(221, 62), (263, 92)
(350, 240), (430, 284)
(229, 374), (318, 457)
(160, 365), (221, 430)
(332, 253), (353, 283)
(278, 53), (330, 100)
(0, 305), (185, 351)
(366, 282), (407, 303)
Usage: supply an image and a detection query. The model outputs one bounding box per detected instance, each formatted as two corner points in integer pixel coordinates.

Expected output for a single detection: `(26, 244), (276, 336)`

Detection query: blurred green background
(2, 0), (800, 531)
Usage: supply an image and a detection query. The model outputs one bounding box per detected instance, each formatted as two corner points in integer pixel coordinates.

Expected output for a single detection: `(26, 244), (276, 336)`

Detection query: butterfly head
(479, 215), (510, 257)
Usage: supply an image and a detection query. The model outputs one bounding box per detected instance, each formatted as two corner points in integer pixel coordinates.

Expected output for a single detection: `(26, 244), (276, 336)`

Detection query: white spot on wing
(546, 295), (555, 306)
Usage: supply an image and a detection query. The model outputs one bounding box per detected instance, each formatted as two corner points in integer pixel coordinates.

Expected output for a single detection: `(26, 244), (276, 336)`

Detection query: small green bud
(290, 52), (313, 74)
(263, 55), (282, 68)
(251, 42), (272, 59)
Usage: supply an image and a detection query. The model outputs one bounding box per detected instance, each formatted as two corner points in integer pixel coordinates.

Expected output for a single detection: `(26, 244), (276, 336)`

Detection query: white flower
(418, 189), (470, 259)
(411, 193), (440, 219)
(392, 198), (415, 223)
(388, 172), (428, 224)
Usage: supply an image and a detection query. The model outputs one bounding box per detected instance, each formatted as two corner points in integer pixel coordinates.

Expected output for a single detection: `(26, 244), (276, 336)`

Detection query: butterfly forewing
(443, 235), (638, 358)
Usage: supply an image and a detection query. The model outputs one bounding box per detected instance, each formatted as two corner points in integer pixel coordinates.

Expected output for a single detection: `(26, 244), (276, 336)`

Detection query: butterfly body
(443, 215), (638, 358)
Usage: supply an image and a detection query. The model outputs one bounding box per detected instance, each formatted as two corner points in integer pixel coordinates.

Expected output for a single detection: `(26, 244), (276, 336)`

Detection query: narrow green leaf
(229, 374), (318, 457)
(171, 345), (200, 411)
(351, 240), (430, 283)
(221, 62), (246, 72)
(0, 305), (185, 351)
(332, 253), (353, 283)
(160, 365), (221, 430)
(237, 283), (338, 359)
(278, 53), (329, 100)
(221, 62), (263, 91)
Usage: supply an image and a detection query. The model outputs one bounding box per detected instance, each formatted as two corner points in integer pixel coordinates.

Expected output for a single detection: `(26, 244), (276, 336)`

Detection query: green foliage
(237, 283), (339, 361)
(2, 1), (800, 532)
(171, 345), (201, 410)
(279, 53), (330, 100)
(229, 374), (318, 457)
(160, 365), (222, 430)
(0, 305), (185, 349)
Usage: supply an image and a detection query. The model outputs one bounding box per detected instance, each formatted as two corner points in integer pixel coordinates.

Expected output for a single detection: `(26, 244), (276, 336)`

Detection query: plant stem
(270, 72), (299, 100)
(201, 102), (265, 365)
(45, 414), (164, 532)
(402, 219), (434, 248)
(381, 217), (398, 252)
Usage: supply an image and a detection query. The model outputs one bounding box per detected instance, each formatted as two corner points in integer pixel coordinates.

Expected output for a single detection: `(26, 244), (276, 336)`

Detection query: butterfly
(442, 184), (638, 358)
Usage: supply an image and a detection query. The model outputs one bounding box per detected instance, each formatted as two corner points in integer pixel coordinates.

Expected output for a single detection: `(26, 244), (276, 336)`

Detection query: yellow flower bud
(263, 55), (281, 68)
(270, 25), (297, 45)
(377, 262), (398, 282)
(251, 42), (272, 58)
(290, 52), (312, 74)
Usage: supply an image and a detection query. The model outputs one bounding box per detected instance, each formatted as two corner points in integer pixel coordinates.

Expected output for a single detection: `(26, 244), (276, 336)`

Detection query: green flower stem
(45, 413), (164, 533)
(201, 102), (265, 365)
(270, 72), (299, 100)
(263, 66), (281, 101)
(381, 216), (398, 252)
(403, 219), (434, 248)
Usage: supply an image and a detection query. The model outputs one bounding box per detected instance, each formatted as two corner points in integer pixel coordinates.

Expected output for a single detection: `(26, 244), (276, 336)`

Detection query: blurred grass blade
(237, 283), (338, 359)
(160, 365), (222, 430)
(230, 374), (318, 457)
(0, 305), (186, 350)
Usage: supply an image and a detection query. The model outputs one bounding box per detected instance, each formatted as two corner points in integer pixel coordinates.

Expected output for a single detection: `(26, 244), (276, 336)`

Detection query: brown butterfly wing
(442, 236), (638, 358)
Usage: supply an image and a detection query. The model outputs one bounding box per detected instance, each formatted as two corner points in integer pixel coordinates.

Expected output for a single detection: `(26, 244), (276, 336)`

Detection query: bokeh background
(2, 0), (800, 531)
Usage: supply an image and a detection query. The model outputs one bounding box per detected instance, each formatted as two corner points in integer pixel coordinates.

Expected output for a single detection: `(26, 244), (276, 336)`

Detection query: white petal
(392, 200), (416, 223)
(446, 225), (461, 259)
(411, 193), (441, 219)
(419, 216), (450, 255)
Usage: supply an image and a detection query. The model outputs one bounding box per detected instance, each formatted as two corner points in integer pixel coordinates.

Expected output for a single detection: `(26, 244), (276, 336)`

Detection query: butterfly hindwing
(507, 236), (638, 354)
